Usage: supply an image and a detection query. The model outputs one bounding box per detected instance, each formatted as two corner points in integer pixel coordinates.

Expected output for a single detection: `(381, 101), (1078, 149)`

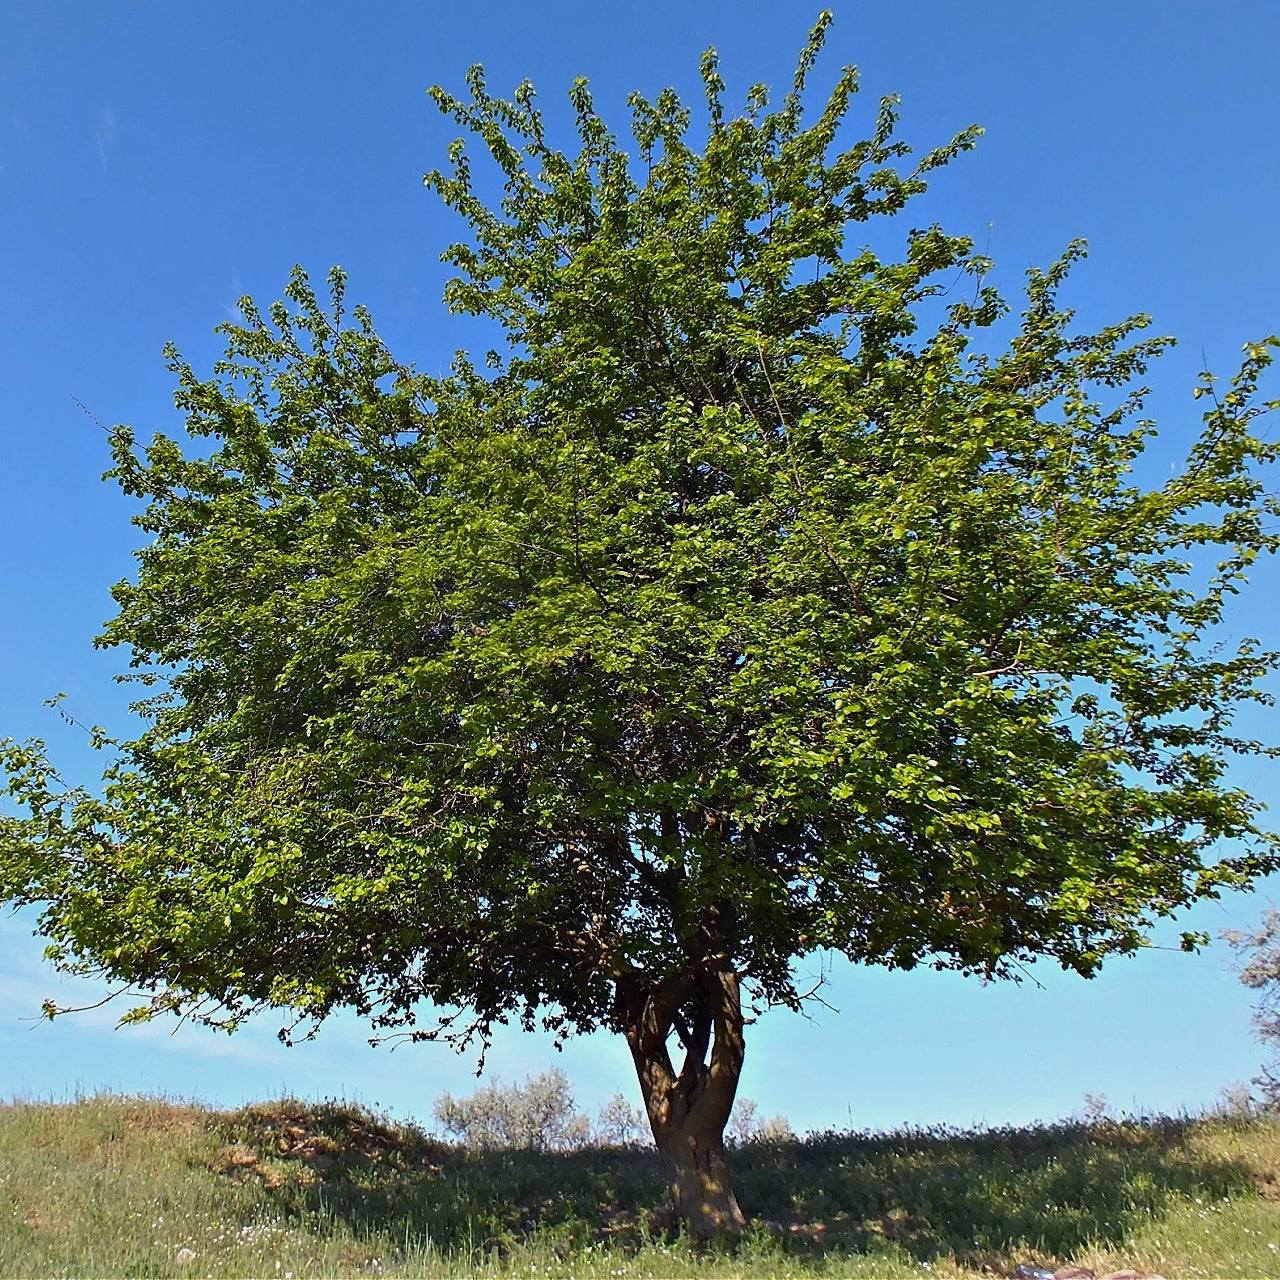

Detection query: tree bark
(617, 965), (748, 1238)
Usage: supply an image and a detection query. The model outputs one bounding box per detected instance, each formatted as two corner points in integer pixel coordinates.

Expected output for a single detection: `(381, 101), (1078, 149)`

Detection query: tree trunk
(653, 1094), (746, 1239)
(617, 965), (748, 1238)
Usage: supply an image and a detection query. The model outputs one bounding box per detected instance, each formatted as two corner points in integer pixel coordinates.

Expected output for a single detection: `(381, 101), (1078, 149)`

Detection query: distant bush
(1225, 908), (1280, 1110)
(727, 1097), (794, 1145)
(433, 1068), (591, 1151)
(432, 1073), (790, 1152)
(595, 1091), (648, 1147)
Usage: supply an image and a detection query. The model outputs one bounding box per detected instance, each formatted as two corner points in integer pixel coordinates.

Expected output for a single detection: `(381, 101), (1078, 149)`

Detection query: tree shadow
(214, 1101), (1266, 1267)
(729, 1116), (1259, 1266)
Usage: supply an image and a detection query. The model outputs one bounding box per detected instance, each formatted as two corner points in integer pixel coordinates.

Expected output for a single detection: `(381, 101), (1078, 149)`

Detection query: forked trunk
(617, 965), (748, 1238)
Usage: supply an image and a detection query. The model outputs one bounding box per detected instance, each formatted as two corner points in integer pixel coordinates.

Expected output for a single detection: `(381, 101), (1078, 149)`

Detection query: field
(3, 1095), (1280, 1278)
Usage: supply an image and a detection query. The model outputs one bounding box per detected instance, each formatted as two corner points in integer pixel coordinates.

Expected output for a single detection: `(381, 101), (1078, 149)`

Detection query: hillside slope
(2, 1095), (1280, 1277)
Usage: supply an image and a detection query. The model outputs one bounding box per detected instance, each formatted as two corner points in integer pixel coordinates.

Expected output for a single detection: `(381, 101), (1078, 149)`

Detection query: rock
(1054, 1268), (1096, 1279)
(174, 1248), (198, 1265)
(1098, 1272), (1138, 1280)
(787, 1220), (827, 1242)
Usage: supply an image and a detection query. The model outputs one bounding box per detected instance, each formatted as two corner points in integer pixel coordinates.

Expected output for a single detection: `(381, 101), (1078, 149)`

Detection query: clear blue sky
(2, 0), (1279, 1136)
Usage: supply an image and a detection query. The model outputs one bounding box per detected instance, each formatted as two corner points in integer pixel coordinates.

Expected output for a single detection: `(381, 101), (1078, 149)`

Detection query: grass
(3, 1095), (1280, 1277)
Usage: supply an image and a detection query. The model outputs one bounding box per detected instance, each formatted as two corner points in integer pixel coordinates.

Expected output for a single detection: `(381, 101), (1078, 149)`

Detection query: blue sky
(1, 0), (1278, 1136)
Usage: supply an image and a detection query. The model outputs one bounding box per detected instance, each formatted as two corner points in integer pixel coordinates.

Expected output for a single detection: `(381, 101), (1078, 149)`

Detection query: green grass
(3, 1095), (1280, 1277)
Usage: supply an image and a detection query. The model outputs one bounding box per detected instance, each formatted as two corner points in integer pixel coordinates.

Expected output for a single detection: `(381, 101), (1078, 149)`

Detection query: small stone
(1098, 1272), (1138, 1280)
(175, 1248), (198, 1265)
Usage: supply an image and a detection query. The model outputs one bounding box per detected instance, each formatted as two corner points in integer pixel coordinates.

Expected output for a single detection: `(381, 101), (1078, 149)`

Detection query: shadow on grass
(216, 1100), (1263, 1267)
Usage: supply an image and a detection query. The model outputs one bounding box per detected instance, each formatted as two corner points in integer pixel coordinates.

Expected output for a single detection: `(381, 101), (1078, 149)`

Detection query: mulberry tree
(4, 15), (1279, 1235)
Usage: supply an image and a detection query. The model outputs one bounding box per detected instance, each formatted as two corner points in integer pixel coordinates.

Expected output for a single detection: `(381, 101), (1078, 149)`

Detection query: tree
(1224, 909), (1280, 1107)
(2, 13), (1279, 1236)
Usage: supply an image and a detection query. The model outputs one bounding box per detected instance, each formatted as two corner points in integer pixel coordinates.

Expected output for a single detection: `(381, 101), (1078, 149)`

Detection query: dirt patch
(217, 1100), (446, 1186)
(121, 1101), (208, 1135)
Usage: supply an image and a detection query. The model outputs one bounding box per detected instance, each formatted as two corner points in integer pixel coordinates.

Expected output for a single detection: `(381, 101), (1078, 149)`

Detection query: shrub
(433, 1069), (591, 1152)
(727, 1097), (793, 1146)
(595, 1091), (648, 1147)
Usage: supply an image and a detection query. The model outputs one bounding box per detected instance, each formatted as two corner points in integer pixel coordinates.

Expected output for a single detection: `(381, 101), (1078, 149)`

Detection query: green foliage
(1, 15), (1278, 1066)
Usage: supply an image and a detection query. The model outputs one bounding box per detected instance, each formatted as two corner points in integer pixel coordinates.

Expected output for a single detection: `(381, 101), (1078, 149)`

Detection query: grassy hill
(3, 1095), (1280, 1278)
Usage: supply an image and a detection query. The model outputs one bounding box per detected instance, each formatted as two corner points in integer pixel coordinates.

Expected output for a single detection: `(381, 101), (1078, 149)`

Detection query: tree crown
(3, 16), (1278, 1053)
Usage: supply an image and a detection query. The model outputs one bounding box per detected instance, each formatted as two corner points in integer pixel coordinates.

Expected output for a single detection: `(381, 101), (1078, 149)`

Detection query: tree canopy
(3, 13), (1278, 1234)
